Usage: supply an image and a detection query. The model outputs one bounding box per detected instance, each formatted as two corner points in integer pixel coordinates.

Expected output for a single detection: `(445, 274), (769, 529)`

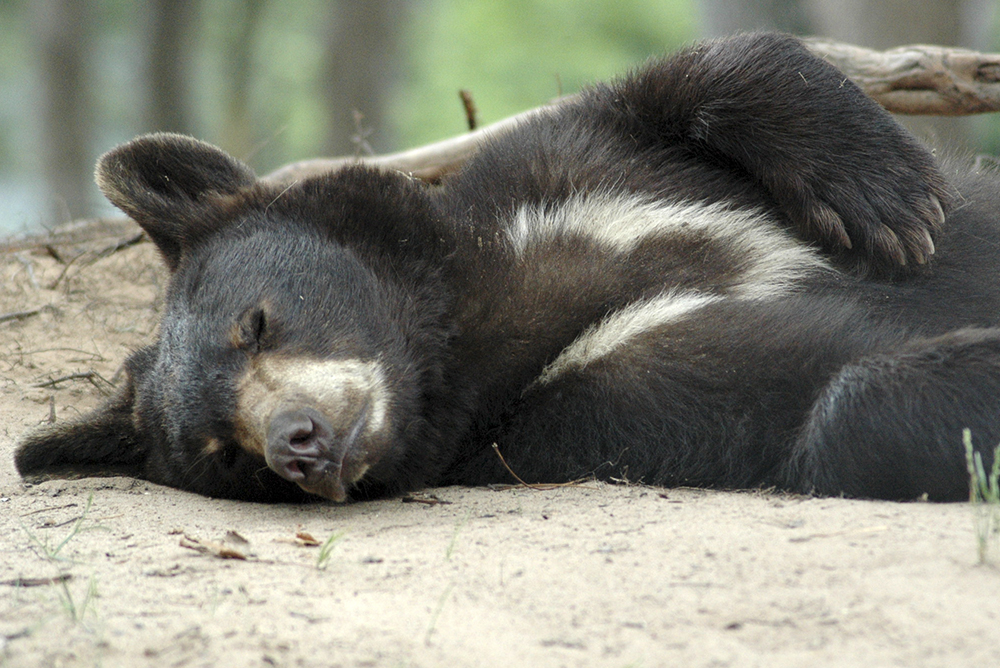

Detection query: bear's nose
(266, 407), (339, 483)
(264, 404), (370, 502)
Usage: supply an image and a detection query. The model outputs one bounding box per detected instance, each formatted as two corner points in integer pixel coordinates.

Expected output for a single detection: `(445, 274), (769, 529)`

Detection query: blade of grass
(963, 429), (1000, 564)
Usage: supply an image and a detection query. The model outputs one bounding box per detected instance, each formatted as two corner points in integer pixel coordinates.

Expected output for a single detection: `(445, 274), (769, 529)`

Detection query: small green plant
(444, 509), (472, 561)
(316, 531), (346, 570)
(19, 494), (95, 564)
(963, 429), (1000, 565)
(423, 582), (456, 646)
(17, 495), (103, 625)
(56, 574), (99, 624)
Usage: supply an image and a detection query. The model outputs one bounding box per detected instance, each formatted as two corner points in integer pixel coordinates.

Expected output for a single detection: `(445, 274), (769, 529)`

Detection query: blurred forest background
(1, 0), (998, 235)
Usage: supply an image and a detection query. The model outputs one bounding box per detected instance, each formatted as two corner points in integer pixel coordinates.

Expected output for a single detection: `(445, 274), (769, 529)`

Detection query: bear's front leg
(601, 32), (952, 275)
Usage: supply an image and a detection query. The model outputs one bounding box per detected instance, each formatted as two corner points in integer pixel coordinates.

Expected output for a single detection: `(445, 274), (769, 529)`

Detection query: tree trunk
(147, 0), (198, 134)
(34, 0), (92, 225)
(217, 0), (268, 160)
(321, 0), (411, 156)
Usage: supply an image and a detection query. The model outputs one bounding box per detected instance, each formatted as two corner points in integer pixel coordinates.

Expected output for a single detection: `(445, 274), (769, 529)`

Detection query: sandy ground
(1, 221), (999, 668)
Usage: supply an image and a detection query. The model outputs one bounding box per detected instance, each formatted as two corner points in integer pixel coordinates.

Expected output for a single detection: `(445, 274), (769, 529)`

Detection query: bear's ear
(96, 133), (257, 270)
(15, 370), (148, 483)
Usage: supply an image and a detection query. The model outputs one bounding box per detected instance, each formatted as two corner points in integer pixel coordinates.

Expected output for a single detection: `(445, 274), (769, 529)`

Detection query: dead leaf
(295, 530), (320, 546)
(179, 534), (247, 560)
(274, 529), (321, 547)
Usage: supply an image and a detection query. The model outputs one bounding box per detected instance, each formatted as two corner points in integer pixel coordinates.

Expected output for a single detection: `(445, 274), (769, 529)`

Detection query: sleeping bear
(15, 32), (1000, 503)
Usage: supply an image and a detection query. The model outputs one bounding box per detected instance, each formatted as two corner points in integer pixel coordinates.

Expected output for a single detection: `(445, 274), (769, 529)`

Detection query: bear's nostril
(285, 459), (303, 478)
(288, 423), (314, 448)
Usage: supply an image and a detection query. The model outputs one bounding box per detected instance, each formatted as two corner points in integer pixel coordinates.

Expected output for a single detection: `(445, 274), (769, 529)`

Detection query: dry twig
(89, 231), (145, 261)
(0, 574), (73, 588)
(0, 306), (54, 325)
(401, 492), (453, 505)
(491, 443), (588, 491)
(459, 89), (478, 130)
(34, 371), (115, 395)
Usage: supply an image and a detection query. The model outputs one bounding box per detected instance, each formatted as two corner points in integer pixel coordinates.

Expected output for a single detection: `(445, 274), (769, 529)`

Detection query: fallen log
(263, 38), (1000, 186)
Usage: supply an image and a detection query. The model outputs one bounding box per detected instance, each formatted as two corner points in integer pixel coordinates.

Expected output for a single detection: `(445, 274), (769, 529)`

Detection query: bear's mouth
(264, 402), (371, 502)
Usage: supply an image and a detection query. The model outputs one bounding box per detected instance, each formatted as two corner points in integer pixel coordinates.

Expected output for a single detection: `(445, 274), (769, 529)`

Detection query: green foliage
(56, 574), (100, 624)
(0, 2), (31, 172)
(198, 0), (697, 166)
(963, 428), (1000, 565)
(181, 0), (696, 170)
(1, 0), (696, 232)
(199, 0), (332, 164)
(391, 0), (696, 148)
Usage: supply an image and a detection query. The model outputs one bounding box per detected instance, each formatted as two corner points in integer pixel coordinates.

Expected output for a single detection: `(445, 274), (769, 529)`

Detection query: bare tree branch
(262, 39), (1000, 186)
(262, 99), (568, 184)
(804, 38), (1000, 116)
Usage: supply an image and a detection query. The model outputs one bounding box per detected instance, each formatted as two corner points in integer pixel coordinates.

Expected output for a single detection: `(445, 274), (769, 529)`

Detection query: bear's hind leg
(788, 329), (1000, 501)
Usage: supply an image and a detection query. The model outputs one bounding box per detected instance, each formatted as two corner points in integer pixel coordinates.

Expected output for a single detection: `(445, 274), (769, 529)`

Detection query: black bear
(15, 33), (1000, 503)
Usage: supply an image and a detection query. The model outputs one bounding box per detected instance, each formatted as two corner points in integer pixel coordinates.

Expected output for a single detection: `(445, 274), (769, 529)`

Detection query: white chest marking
(516, 192), (832, 385)
(506, 191), (828, 299)
(535, 290), (721, 385)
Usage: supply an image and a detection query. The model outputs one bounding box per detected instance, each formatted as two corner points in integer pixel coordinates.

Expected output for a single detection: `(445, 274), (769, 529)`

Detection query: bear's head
(16, 134), (455, 502)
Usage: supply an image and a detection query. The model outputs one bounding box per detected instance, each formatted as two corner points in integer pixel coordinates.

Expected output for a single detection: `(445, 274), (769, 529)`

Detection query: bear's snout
(266, 404), (368, 502)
